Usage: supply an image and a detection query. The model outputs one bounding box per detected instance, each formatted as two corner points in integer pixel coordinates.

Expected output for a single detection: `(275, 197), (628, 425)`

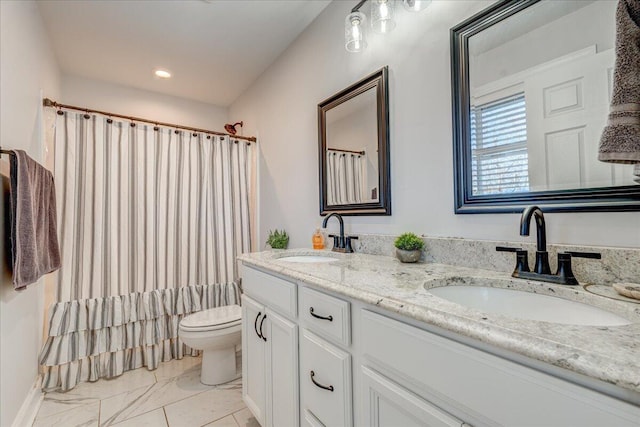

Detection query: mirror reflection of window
(467, 0), (635, 196)
(471, 93), (528, 195)
(325, 87), (379, 205)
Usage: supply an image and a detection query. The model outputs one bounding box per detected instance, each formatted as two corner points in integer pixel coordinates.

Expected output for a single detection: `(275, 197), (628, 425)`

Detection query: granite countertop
(238, 249), (640, 397)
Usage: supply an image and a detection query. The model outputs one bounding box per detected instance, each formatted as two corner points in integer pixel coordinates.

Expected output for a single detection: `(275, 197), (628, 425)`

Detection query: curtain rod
(42, 98), (257, 143)
(327, 148), (365, 155)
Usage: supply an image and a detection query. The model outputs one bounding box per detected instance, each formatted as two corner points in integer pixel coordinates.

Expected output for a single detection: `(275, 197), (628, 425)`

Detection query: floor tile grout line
(34, 398), (101, 421)
(100, 383), (157, 427)
(231, 408), (247, 427)
(105, 382), (220, 426)
(163, 406), (170, 427)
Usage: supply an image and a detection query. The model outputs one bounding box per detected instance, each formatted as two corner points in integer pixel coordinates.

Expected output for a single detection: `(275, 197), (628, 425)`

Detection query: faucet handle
(496, 246), (522, 252)
(563, 251), (602, 260)
(328, 234), (340, 249)
(345, 235), (358, 253)
(496, 246), (530, 274)
(555, 252), (601, 286)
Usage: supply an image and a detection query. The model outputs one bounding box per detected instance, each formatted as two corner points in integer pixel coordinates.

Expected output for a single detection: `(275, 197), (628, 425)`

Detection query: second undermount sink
(277, 255), (339, 263)
(428, 285), (632, 326)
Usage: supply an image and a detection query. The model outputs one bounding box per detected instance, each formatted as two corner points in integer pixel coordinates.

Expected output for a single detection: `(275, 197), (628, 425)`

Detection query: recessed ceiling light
(154, 69), (172, 79)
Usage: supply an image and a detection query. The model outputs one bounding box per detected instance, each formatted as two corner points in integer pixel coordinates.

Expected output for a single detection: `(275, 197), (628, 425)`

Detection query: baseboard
(12, 375), (43, 427)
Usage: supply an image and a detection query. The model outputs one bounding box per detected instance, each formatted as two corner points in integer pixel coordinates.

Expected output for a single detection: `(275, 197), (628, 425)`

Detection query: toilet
(178, 304), (242, 385)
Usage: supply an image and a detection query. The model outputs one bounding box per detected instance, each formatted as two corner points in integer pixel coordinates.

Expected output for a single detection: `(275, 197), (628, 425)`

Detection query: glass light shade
(402, 0), (431, 12)
(345, 11), (367, 52)
(371, 0), (396, 34)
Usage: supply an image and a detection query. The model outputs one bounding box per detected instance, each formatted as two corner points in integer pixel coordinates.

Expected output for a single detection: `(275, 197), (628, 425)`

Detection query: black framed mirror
(318, 66), (390, 216)
(451, 0), (640, 213)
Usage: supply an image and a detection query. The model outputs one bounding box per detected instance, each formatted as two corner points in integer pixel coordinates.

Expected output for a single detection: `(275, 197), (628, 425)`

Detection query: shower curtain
(39, 111), (254, 391)
(326, 150), (365, 205)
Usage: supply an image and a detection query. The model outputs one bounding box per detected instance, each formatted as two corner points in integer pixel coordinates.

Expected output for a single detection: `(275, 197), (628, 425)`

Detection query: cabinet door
(242, 295), (266, 425)
(265, 308), (299, 427)
(361, 366), (464, 427)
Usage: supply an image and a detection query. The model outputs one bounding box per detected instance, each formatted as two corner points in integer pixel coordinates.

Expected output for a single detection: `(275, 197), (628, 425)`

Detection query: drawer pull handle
(310, 371), (334, 392)
(309, 307), (333, 322)
(254, 312), (263, 339)
(259, 313), (267, 342)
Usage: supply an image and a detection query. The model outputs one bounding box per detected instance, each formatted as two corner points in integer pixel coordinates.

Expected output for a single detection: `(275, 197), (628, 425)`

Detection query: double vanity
(238, 248), (640, 427)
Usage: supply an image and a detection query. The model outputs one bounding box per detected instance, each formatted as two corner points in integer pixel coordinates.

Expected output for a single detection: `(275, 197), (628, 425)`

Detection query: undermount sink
(428, 285), (631, 326)
(277, 255), (339, 263)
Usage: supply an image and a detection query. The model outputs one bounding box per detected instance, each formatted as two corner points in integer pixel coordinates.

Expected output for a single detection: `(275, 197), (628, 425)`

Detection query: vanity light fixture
(154, 69), (172, 79)
(345, 0), (429, 52)
(402, 0), (431, 12)
(345, 11), (367, 52)
(371, 0), (396, 34)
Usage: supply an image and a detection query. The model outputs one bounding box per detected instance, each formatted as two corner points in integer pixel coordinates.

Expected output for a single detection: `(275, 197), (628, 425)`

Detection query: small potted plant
(266, 229), (289, 249)
(394, 232), (424, 263)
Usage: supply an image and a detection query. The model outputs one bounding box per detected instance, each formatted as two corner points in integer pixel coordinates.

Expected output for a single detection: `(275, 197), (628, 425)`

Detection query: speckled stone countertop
(238, 249), (640, 397)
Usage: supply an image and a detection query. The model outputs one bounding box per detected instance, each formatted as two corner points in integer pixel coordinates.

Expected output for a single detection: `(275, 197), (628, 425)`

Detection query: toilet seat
(180, 305), (241, 332)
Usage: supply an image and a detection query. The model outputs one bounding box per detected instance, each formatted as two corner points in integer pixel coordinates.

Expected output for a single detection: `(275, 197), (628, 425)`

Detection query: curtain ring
(130, 122), (136, 127)
(206, 135), (211, 139)
(83, 110), (90, 120)
(174, 129), (179, 134)
(192, 132), (197, 137)
(153, 124), (159, 131)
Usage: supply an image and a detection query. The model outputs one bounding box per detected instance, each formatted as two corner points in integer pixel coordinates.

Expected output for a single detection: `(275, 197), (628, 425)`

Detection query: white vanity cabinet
(360, 309), (640, 427)
(240, 262), (640, 427)
(241, 267), (299, 427)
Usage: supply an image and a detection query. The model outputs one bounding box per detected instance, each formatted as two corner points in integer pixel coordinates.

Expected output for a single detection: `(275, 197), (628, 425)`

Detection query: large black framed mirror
(451, 0), (640, 213)
(318, 66), (390, 216)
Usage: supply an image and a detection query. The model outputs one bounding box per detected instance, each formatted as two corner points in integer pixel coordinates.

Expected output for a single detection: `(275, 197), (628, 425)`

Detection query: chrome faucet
(496, 206), (601, 286)
(519, 205), (550, 274)
(322, 213), (357, 253)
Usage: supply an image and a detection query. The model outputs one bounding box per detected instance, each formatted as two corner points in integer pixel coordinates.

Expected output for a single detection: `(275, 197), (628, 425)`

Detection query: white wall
(0, 1), (61, 425)
(230, 0), (640, 249)
(61, 74), (229, 131)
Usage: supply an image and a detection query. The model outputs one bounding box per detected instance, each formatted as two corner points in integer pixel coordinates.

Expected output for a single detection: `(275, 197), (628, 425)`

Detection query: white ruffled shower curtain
(326, 150), (365, 205)
(39, 111), (253, 391)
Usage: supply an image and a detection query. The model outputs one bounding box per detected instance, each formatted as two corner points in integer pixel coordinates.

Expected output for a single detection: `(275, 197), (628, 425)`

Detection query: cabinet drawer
(241, 265), (297, 318)
(300, 329), (352, 427)
(361, 310), (640, 426)
(299, 286), (350, 346)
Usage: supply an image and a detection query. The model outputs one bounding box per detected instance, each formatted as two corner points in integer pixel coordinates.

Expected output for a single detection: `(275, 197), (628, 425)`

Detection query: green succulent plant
(266, 229), (289, 249)
(394, 232), (425, 251)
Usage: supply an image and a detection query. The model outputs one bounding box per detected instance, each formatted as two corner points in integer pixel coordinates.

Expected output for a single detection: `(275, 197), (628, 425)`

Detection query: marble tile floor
(32, 354), (259, 427)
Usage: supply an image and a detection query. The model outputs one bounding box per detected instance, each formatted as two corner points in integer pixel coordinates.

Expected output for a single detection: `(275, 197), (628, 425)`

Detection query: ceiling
(38, 0), (331, 106)
(469, 0), (595, 55)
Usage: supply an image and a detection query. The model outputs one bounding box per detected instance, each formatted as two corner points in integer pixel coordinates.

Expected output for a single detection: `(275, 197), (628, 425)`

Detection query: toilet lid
(180, 305), (241, 331)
